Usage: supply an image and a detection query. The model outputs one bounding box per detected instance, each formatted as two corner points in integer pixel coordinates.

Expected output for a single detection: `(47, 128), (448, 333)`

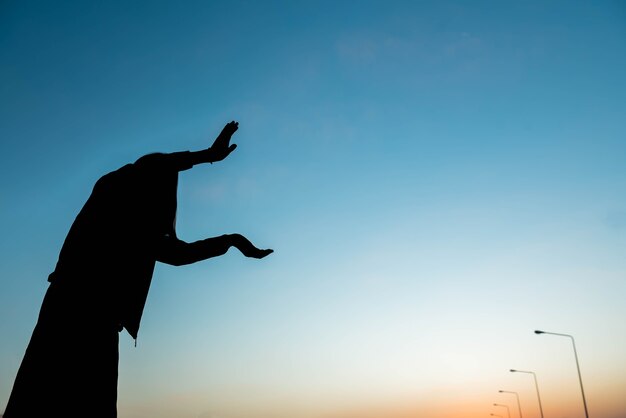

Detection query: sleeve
(134, 151), (195, 172)
(155, 234), (233, 266)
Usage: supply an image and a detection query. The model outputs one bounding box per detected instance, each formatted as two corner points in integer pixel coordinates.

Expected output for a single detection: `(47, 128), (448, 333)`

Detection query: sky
(1, 1), (625, 417)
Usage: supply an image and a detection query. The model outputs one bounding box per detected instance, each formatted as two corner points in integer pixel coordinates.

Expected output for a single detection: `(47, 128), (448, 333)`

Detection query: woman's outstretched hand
(230, 234), (273, 259)
(209, 121), (239, 162)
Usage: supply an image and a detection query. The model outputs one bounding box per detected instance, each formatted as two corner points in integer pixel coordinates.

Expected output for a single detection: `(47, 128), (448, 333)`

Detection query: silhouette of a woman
(4, 121), (272, 418)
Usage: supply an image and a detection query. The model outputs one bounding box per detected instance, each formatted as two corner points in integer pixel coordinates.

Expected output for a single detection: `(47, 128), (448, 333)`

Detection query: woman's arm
(156, 233), (273, 266)
(135, 121), (240, 172)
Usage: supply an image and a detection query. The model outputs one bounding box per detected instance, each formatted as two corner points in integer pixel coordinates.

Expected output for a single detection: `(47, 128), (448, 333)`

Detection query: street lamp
(510, 369), (544, 418)
(494, 403), (511, 418)
(499, 390), (522, 418)
(535, 329), (589, 418)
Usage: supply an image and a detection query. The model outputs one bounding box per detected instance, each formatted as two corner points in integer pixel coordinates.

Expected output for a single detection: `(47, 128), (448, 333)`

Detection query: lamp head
(534, 330), (544, 334)
(510, 369), (516, 372)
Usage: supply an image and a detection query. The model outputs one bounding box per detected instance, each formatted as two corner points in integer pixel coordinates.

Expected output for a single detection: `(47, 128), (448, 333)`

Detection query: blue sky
(1, 1), (625, 417)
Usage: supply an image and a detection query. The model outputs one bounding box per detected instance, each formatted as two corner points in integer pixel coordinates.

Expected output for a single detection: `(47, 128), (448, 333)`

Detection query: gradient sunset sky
(1, 1), (625, 417)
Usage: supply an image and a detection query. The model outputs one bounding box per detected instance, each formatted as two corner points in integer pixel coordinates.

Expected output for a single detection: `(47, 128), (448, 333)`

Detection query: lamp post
(510, 369), (544, 418)
(535, 329), (589, 418)
(499, 390), (522, 418)
(494, 403), (511, 418)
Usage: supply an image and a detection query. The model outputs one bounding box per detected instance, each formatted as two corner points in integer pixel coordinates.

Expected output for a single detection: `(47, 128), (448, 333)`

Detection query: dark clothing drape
(48, 151), (194, 339)
(3, 280), (120, 418)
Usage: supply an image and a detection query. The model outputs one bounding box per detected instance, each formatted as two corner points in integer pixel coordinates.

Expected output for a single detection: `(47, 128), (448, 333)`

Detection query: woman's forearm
(156, 234), (272, 266)
(156, 235), (234, 266)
